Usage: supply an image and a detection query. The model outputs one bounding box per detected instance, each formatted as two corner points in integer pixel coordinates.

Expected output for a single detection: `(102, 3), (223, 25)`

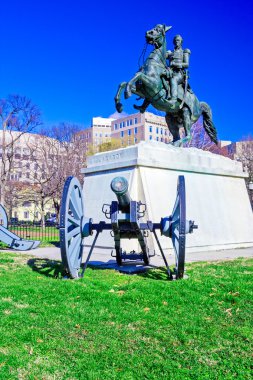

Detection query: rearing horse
(114, 24), (217, 146)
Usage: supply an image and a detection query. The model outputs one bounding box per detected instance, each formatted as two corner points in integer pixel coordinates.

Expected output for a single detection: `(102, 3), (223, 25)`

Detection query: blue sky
(0, 0), (252, 141)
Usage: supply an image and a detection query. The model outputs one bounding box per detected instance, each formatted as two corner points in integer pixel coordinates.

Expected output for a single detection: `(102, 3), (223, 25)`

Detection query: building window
(23, 201), (31, 207)
(134, 127), (138, 134)
(126, 120), (129, 126)
(129, 119), (133, 125)
(156, 127), (159, 134)
(128, 129), (131, 136)
(121, 131), (124, 137)
(134, 137), (138, 143)
(122, 122), (125, 128)
(149, 135), (152, 140)
(24, 211), (29, 219)
(23, 148), (30, 158)
(161, 137), (163, 142)
(15, 148), (21, 159)
(149, 126), (152, 133)
(134, 118), (138, 124)
(161, 129), (163, 135)
(156, 137), (159, 141)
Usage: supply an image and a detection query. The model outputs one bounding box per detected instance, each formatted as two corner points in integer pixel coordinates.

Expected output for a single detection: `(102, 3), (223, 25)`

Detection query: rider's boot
(133, 98), (150, 113)
(167, 79), (178, 106)
(167, 97), (177, 106)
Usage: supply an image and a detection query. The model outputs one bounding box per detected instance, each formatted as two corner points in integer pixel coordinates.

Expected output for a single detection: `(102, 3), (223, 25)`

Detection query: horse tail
(200, 102), (218, 145)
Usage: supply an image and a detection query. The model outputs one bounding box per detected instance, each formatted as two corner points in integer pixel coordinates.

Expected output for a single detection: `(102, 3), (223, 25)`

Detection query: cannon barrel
(110, 177), (131, 211)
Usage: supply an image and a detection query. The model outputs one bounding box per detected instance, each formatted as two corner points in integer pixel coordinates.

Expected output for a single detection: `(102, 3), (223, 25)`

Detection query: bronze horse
(114, 24), (217, 146)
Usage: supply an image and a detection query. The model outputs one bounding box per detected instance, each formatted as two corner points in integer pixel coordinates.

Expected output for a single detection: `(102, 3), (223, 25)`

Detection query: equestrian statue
(114, 24), (218, 146)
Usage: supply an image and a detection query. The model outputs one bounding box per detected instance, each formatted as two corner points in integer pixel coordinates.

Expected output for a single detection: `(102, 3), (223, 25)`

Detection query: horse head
(145, 24), (172, 48)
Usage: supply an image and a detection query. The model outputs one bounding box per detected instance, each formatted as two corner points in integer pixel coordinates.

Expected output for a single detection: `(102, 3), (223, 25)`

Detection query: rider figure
(134, 34), (191, 113)
(166, 35), (191, 105)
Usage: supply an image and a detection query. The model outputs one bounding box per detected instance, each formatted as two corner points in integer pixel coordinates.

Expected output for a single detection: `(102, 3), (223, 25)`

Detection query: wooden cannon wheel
(0, 204), (8, 228)
(170, 175), (186, 279)
(60, 176), (86, 279)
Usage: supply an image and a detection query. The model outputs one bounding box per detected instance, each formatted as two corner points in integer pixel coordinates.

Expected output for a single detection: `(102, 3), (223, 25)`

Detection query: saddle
(161, 71), (193, 100)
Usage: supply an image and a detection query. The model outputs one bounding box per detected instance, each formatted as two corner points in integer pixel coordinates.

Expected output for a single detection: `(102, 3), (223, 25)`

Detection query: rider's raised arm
(182, 49), (191, 68)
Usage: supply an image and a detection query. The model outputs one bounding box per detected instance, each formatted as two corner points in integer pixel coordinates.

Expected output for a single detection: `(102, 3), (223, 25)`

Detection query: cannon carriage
(59, 175), (197, 280)
(0, 204), (40, 250)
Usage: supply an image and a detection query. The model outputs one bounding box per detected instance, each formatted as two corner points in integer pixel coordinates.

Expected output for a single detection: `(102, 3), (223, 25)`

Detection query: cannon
(0, 204), (40, 250)
(109, 176), (150, 266)
(59, 175), (197, 280)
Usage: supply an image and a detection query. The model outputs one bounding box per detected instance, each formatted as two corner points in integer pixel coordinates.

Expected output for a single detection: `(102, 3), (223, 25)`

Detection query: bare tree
(182, 119), (220, 152)
(0, 95), (41, 206)
(237, 136), (253, 181)
(44, 123), (87, 215)
(4, 180), (25, 220)
(97, 138), (124, 153)
(231, 136), (253, 207)
(22, 124), (87, 224)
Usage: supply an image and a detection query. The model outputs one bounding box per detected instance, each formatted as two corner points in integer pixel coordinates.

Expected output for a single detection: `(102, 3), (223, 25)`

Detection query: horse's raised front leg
(114, 82), (127, 113)
(125, 72), (142, 99)
(125, 72), (158, 99)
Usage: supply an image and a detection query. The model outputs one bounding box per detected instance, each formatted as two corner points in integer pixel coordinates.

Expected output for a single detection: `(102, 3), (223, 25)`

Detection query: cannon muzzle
(111, 177), (131, 211)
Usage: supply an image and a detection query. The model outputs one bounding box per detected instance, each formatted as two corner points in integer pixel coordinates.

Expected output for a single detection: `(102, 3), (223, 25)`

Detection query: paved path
(2, 245), (253, 274)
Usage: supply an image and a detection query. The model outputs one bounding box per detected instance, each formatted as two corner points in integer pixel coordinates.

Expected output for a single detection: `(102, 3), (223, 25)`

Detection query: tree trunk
(41, 199), (45, 229)
(53, 199), (60, 221)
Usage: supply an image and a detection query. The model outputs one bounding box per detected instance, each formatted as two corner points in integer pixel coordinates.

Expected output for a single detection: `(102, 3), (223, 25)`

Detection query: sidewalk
(4, 245), (253, 272)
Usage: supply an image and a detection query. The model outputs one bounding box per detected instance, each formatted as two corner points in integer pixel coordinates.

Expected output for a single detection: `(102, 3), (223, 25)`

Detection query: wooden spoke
(60, 177), (85, 278)
(0, 204), (8, 228)
(171, 176), (186, 279)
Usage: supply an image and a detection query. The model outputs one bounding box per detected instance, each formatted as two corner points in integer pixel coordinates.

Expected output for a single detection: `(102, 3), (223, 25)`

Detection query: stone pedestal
(81, 141), (253, 254)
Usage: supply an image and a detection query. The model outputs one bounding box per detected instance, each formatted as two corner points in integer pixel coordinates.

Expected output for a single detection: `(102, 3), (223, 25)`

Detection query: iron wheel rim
(171, 176), (186, 279)
(60, 176), (84, 278)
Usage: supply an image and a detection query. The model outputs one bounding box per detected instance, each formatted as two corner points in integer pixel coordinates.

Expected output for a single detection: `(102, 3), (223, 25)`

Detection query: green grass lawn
(0, 252), (252, 380)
